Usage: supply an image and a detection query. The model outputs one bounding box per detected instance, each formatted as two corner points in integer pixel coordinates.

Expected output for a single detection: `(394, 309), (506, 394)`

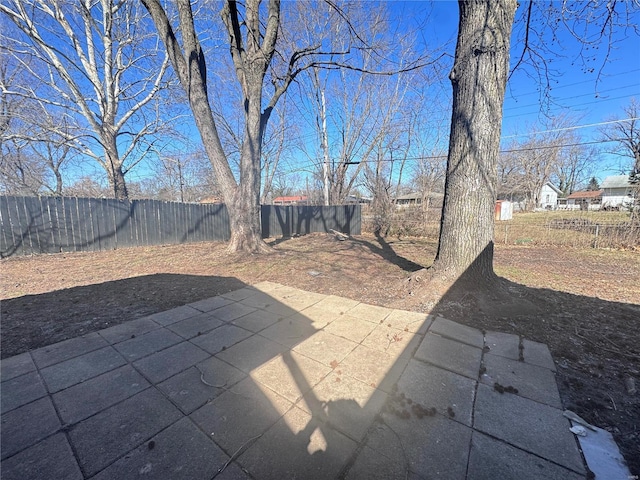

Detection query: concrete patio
(1, 281), (587, 479)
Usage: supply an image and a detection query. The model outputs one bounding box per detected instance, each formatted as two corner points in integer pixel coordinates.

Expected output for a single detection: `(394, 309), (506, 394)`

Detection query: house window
(545, 195), (550, 203)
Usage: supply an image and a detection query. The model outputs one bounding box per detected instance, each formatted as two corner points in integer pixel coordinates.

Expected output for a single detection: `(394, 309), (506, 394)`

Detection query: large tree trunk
(432, 0), (517, 281)
(228, 78), (272, 253)
(142, 0), (277, 254)
(104, 133), (129, 200)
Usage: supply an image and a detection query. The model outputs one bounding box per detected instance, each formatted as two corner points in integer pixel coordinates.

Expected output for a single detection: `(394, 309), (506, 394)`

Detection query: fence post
(593, 224), (599, 249)
(504, 224), (509, 244)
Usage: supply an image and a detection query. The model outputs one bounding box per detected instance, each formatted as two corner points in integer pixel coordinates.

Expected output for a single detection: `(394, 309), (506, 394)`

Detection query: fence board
(0, 197), (361, 257)
(40, 197), (57, 254)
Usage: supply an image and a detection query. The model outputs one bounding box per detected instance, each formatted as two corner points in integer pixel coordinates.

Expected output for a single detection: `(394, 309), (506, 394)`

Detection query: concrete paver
(430, 316), (485, 348)
(251, 351), (331, 403)
(474, 383), (585, 474)
(215, 333), (288, 373)
(113, 328), (183, 361)
(312, 295), (360, 314)
(237, 406), (357, 480)
(347, 302), (392, 323)
(324, 314), (378, 343)
(39, 345), (126, 393)
(300, 372), (388, 442)
(221, 286), (260, 302)
(230, 309), (283, 332)
(484, 331), (521, 360)
(396, 359), (477, 427)
(52, 364), (149, 424)
(146, 304), (201, 326)
(260, 315), (319, 347)
(415, 332), (483, 379)
(189, 376), (293, 454)
(166, 312), (225, 339)
(366, 411), (473, 479)
(98, 317), (161, 344)
(481, 353), (562, 408)
(383, 309), (433, 334)
(31, 332), (108, 368)
(344, 445), (407, 480)
(91, 418), (228, 480)
(293, 330), (359, 366)
(0, 370), (47, 413)
(158, 357), (243, 409)
(1, 396), (60, 460)
(132, 341), (209, 383)
(339, 343), (413, 394)
(522, 338), (557, 371)
(68, 388), (182, 476)
(188, 295), (234, 313)
(0, 352), (36, 381)
(468, 431), (585, 480)
(361, 324), (422, 359)
(210, 302), (257, 323)
(190, 324), (253, 355)
(0, 433), (82, 480)
(0, 283), (591, 479)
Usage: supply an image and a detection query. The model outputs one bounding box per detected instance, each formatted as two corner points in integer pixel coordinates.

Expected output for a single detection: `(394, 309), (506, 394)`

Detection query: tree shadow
(2, 261), (638, 477)
(350, 231), (424, 272)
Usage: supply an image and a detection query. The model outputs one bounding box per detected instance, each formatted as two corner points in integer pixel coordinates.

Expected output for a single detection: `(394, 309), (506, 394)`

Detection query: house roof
(200, 196), (224, 204)
(566, 190), (603, 199)
(602, 175), (632, 189)
(395, 192), (444, 201)
(272, 195), (307, 203)
(542, 182), (563, 195)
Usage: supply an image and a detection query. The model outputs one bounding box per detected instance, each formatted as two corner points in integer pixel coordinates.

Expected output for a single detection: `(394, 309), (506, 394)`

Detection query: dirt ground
(1, 233), (639, 474)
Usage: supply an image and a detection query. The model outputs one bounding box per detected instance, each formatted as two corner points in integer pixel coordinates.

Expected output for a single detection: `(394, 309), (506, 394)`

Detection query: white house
(601, 175), (637, 209)
(538, 182), (563, 210)
(499, 182), (562, 211)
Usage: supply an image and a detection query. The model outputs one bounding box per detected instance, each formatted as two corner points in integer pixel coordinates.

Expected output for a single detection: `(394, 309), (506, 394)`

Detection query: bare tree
(430, 0), (517, 280)
(297, 3), (431, 207)
(1, 0), (171, 200)
(427, 0), (637, 282)
(554, 139), (599, 195)
(142, 0), (418, 252)
(601, 98), (640, 183)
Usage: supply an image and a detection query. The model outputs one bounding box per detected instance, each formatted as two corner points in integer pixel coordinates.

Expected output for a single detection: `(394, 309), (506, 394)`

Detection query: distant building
(199, 196), (224, 204)
(538, 183), (563, 210)
(272, 195), (308, 205)
(563, 190), (603, 211)
(394, 192), (444, 209)
(499, 182), (561, 211)
(601, 175), (637, 209)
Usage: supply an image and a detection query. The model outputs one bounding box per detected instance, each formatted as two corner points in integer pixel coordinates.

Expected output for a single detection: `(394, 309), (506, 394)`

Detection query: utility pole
(321, 90), (330, 206)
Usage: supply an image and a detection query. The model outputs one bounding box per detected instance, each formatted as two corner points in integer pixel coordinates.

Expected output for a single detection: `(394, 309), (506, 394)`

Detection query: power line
(503, 83), (639, 112)
(504, 68), (640, 99)
(502, 117), (639, 138)
(276, 137), (626, 176)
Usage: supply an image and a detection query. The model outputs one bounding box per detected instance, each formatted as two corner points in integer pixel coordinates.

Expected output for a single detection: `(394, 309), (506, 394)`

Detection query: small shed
(495, 200), (513, 221)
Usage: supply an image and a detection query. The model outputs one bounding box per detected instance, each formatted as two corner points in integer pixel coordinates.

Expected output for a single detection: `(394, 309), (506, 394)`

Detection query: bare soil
(1, 233), (639, 474)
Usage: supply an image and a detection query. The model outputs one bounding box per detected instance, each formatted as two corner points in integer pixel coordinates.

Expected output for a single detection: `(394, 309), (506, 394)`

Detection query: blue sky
(418, 0), (640, 180)
(31, 0), (638, 191)
(272, 0), (640, 189)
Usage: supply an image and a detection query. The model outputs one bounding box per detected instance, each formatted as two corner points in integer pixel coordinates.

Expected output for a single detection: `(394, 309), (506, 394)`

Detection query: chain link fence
(362, 206), (640, 249)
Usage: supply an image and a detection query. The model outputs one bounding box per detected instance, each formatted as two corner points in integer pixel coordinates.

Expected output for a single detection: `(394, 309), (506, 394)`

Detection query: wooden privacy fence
(0, 196), (361, 258)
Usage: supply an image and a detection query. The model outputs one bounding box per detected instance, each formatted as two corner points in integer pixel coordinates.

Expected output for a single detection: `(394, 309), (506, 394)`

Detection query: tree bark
(143, 0), (279, 253)
(432, 0), (517, 281)
(104, 131), (129, 200)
